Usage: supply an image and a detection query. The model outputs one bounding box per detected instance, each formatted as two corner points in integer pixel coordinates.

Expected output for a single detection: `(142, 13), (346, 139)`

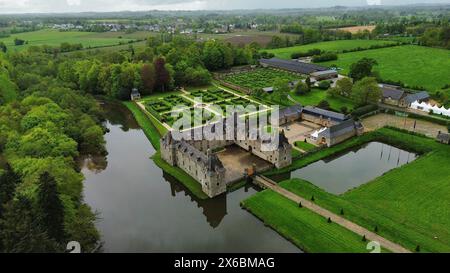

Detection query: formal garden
(139, 87), (271, 130)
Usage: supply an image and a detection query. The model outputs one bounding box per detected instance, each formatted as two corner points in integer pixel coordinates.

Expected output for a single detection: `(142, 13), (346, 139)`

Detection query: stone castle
(160, 113), (292, 198)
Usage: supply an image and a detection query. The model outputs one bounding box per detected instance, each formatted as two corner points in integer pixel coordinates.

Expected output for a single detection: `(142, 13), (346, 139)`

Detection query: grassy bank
(152, 151), (209, 200)
(258, 128), (450, 252)
(241, 187), (386, 253)
(123, 101), (166, 150)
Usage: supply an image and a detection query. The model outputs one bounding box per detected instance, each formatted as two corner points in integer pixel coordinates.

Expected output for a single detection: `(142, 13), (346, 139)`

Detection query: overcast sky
(0, 0), (449, 14)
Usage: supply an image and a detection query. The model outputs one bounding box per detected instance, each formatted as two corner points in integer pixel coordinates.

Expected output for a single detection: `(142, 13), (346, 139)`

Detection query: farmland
(265, 40), (398, 59)
(320, 45), (450, 93)
(223, 68), (302, 91)
(256, 127), (450, 252)
(0, 29), (136, 51)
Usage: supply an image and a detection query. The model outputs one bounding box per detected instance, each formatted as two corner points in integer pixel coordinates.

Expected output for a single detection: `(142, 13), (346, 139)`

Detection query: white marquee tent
(410, 101), (450, 117)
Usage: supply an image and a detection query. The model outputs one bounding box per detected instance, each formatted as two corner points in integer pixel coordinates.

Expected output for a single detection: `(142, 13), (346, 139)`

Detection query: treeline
(0, 50), (105, 252)
(57, 35), (260, 100)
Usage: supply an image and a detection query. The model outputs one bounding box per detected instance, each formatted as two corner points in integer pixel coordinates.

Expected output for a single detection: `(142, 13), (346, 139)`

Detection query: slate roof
(310, 70), (338, 77)
(303, 106), (347, 122)
(279, 105), (303, 119)
(319, 119), (357, 139)
(259, 58), (329, 74)
(381, 85), (405, 100)
(403, 91), (430, 105)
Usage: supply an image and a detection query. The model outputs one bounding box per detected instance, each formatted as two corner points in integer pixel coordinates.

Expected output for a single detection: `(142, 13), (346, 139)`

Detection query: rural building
(302, 106), (348, 127)
(259, 58), (330, 76)
(436, 131), (450, 144)
(279, 105), (303, 125)
(380, 84), (405, 106)
(401, 91), (430, 107)
(317, 119), (364, 147)
(379, 84), (430, 108)
(310, 70), (339, 81)
(160, 113), (292, 198)
(130, 88), (141, 101)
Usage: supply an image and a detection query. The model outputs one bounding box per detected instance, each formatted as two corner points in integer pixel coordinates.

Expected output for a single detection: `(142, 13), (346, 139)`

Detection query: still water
(81, 103), (299, 253)
(272, 142), (418, 195)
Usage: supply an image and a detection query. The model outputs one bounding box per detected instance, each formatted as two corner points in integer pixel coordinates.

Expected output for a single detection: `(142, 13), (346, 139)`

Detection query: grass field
(0, 29), (136, 51)
(266, 40), (398, 59)
(294, 141), (317, 152)
(290, 88), (356, 113)
(242, 188), (383, 253)
(259, 127), (450, 252)
(320, 45), (450, 93)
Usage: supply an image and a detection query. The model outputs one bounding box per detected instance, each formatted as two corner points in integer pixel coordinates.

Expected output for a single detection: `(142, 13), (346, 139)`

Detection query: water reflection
(81, 102), (299, 253)
(272, 142), (418, 195)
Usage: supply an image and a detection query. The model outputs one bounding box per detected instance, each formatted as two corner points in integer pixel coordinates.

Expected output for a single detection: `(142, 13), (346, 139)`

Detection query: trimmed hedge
(351, 104), (379, 118)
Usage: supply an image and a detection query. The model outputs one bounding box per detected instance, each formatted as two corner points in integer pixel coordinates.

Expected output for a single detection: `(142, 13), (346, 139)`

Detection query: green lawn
(290, 88), (357, 113)
(242, 188), (386, 253)
(0, 29), (135, 51)
(266, 40), (398, 59)
(261, 127), (450, 253)
(294, 141), (317, 152)
(320, 45), (450, 93)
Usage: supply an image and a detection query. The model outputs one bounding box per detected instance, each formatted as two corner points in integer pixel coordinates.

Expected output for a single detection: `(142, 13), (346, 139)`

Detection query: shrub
(295, 82), (310, 95)
(312, 52), (338, 63)
(351, 104), (379, 118)
(317, 100), (331, 110)
(317, 80), (331, 90)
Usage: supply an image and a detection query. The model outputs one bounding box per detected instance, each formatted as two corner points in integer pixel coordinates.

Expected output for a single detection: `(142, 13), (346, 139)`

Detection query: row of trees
(55, 35), (259, 100)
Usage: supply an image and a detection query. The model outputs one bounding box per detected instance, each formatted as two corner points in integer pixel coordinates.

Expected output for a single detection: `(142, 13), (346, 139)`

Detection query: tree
(305, 77), (312, 91)
(37, 172), (65, 242)
(0, 196), (61, 253)
(352, 77), (382, 105)
(294, 82), (309, 95)
(273, 79), (290, 105)
(0, 164), (21, 218)
(154, 57), (171, 92)
(317, 100), (331, 110)
(0, 42), (6, 53)
(334, 77), (353, 97)
(141, 63), (156, 95)
(349, 58), (378, 81)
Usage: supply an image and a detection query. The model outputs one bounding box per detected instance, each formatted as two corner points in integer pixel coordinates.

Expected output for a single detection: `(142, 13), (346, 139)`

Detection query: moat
(271, 142), (418, 194)
(80, 103), (299, 252)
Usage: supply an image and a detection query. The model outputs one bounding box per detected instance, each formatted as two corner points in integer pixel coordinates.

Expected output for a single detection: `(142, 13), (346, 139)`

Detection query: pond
(81, 102), (299, 253)
(272, 142), (418, 195)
